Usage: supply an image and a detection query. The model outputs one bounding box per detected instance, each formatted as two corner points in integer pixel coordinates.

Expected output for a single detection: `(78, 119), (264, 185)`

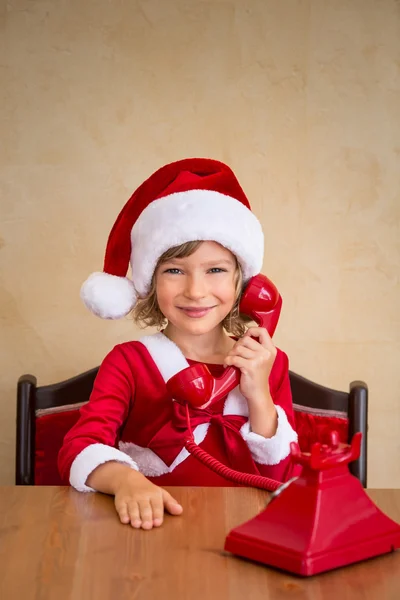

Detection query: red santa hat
(81, 158), (264, 319)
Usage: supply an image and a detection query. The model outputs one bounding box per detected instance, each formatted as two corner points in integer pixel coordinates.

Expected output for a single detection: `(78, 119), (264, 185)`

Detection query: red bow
(147, 401), (259, 474)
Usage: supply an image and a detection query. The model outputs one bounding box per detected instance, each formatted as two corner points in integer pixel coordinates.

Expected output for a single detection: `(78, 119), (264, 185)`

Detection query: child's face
(155, 241), (237, 336)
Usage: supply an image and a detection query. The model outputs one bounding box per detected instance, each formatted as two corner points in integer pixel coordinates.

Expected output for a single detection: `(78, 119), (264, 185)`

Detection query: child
(58, 158), (298, 530)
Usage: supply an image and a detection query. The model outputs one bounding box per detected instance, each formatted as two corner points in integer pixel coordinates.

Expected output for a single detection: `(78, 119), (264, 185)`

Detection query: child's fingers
(126, 501), (142, 528)
(237, 335), (262, 350)
(115, 487), (182, 530)
(138, 499), (154, 530)
(229, 345), (254, 359)
(116, 500), (131, 525)
(150, 496), (165, 527)
(162, 490), (183, 516)
(224, 355), (248, 370)
(115, 499), (142, 528)
(245, 327), (275, 351)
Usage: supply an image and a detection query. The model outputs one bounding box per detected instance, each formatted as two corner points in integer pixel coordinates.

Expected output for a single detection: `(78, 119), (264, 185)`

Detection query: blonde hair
(132, 241), (249, 336)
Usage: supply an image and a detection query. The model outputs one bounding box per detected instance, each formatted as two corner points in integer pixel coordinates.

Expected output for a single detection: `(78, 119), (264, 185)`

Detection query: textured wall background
(1, 0), (399, 487)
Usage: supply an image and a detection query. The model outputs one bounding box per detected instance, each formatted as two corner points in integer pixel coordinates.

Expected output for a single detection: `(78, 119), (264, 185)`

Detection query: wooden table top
(0, 486), (399, 599)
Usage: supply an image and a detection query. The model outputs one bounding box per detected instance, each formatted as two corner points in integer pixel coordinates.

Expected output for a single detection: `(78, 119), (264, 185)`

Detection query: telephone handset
(166, 273), (282, 410)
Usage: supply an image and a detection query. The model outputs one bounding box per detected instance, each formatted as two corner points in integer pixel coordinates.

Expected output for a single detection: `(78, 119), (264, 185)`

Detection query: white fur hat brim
(130, 189), (264, 297)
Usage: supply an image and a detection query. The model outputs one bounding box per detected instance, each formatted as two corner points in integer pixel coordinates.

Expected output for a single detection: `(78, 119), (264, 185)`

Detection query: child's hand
(114, 470), (183, 530)
(224, 326), (277, 404)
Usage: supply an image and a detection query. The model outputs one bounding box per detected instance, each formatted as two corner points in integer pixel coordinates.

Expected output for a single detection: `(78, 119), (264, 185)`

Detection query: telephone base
(225, 524), (400, 576)
(224, 470), (400, 576)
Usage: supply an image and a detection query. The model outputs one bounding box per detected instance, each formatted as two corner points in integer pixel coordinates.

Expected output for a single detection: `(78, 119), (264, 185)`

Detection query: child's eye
(164, 268), (182, 274)
(208, 268), (227, 273)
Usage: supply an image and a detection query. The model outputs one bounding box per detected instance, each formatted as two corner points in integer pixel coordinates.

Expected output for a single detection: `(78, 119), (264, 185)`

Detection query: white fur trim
(119, 423), (210, 477)
(80, 272), (137, 319)
(69, 443), (139, 492)
(222, 385), (249, 417)
(240, 405), (298, 465)
(130, 189), (264, 296)
(139, 333), (189, 380)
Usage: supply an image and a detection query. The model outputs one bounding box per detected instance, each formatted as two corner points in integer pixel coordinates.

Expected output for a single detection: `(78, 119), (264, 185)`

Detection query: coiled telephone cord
(184, 404), (282, 492)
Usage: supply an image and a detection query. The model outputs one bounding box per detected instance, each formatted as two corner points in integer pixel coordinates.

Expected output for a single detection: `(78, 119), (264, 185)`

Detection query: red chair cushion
(294, 409), (349, 452)
(35, 409), (82, 485)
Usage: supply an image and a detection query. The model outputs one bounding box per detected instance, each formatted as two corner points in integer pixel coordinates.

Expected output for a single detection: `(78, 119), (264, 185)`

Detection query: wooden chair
(15, 368), (368, 487)
(16, 368), (99, 486)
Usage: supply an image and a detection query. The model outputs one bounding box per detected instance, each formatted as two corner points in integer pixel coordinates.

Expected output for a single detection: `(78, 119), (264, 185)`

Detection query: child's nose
(184, 275), (207, 299)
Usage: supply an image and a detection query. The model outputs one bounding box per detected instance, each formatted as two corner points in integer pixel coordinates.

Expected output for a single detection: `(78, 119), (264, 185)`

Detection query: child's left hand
(224, 327), (277, 404)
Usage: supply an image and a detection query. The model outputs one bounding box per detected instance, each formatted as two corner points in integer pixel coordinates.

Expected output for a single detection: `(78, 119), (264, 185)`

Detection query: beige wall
(1, 0), (399, 487)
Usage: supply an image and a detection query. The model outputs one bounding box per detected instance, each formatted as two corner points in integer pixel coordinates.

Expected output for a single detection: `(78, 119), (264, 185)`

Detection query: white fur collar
(138, 333), (248, 417)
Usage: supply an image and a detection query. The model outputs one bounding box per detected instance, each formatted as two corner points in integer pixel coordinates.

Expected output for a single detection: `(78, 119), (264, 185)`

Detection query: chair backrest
(289, 371), (368, 487)
(16, 368), (98, 485)
(16, 368), (368, 487)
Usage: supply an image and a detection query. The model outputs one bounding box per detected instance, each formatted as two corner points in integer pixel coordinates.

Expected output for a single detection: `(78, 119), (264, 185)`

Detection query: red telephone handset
(166, 273), (282, 410)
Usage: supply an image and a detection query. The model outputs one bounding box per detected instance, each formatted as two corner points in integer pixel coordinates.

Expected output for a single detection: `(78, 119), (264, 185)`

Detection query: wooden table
(0, 486), (399, 599)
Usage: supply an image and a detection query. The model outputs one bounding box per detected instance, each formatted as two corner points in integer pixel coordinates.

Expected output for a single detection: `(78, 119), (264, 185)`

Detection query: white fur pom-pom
(80, 272), (138, 319)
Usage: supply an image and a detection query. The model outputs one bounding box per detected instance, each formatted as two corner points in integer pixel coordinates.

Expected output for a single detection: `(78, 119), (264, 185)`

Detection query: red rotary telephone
(166, 273), (282, 410)
(166, 273), (284, 491)
(225, 431), (400, 575)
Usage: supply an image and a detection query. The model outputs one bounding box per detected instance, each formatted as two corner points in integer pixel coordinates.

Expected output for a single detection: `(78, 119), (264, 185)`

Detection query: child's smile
(177, 305), (217, 318)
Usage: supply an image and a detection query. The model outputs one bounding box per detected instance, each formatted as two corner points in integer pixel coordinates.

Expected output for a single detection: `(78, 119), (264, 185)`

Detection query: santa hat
(81, 158), (264, 319)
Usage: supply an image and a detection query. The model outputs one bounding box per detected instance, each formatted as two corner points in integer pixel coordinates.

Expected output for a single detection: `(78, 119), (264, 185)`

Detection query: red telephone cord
(184, 404), (282, 492)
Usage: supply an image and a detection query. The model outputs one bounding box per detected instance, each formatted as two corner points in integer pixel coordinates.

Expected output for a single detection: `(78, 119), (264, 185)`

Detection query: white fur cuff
(69, 443), (139, 492)
(240, 405), (298, 465)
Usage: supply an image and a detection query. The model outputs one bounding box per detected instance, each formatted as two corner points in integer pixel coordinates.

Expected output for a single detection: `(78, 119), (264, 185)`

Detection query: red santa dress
(58, 332), (299, 491)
